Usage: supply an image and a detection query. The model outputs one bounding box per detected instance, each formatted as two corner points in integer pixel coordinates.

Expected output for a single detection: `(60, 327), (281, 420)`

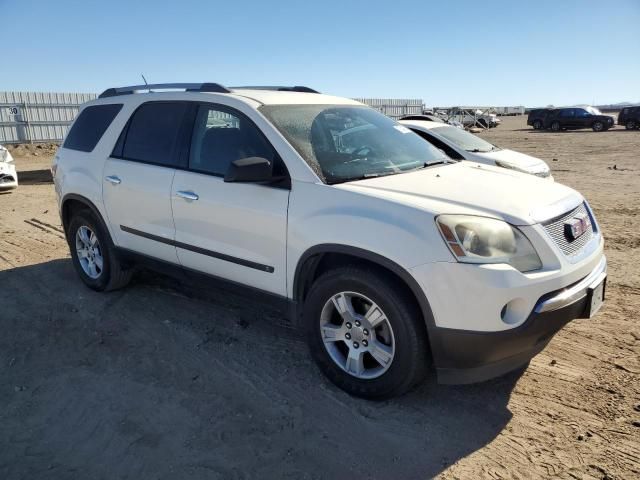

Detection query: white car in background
(400, 120), (552, 179)
(0, 144), (18, 191)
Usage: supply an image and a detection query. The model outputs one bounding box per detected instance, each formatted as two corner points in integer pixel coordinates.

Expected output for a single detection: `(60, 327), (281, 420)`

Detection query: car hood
(469, 148), (550, 174)
(335, 161), (582, 225)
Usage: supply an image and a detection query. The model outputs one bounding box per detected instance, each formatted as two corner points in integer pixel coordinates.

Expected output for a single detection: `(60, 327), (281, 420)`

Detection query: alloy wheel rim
(319, 291), (395, 380)
(75, 225), (103, 279)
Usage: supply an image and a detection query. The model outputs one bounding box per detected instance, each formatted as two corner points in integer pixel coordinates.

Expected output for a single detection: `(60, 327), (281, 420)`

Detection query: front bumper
(423, 256), (606, 384)
(0, 163), (18, 190)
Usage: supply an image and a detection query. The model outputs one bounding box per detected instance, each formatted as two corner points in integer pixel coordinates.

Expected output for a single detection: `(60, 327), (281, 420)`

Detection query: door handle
(105, 175), (121, 185)
(176, 190), (199, 201)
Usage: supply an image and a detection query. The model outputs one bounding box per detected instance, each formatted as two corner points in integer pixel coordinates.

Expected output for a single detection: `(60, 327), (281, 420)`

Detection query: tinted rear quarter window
(121, 102), (189, 166)
(63, 104), (123, 152)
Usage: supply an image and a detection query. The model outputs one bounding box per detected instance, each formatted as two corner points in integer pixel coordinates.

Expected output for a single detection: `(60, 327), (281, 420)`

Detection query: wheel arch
(292, 244), (438, 360)
(61, 194), (114, 246)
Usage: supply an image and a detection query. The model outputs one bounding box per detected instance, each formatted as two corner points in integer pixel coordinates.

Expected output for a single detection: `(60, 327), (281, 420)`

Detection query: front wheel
(592, 121), (604, 132)
(68, 212), (132, 291)
(551, 121), (561, 131)
(533, 119), (542, 130)
(626, 120), (637, 130)
(303, 266), (429, 399)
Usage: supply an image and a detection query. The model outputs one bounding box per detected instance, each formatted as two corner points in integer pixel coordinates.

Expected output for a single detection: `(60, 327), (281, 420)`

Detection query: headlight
(436, 215), (542, 272)
(494, 159), (527, 174)
(494, 159), (550, 178)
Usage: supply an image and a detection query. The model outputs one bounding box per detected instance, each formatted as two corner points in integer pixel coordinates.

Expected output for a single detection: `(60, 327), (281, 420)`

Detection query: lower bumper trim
(432, 291), (591, 385)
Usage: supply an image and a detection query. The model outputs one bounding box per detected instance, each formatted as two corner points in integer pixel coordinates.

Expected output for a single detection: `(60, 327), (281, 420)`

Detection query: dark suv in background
(545, 107), (614, 132)
(527, 108), (553, 130)
(618, 106), (640, 130)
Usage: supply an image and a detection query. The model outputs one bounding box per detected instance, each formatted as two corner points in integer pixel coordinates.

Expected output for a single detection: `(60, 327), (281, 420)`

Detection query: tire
(626, 120), (637, 130)
(533, 119), (542, 130)
(478, 119), (488, 128)
(303, 265), (429, 399)
(592, 121), (604, 132)
(67, 211), (132, 292)
(551, 121), (561, 132)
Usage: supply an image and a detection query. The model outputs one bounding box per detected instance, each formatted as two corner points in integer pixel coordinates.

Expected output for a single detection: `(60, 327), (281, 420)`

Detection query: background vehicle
(400, 119), (552, 179)
(400, 114), (464, 130)
(617, 105), (640, 130)
(54, 83), (604, 399)
(400, 114), (446, 124)
(546, 107), (615, 132)
(527, 108), (553, 130)
(0, 144), (18, 191)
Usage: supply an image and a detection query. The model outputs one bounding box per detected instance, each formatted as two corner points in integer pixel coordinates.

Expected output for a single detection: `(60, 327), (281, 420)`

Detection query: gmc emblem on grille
(564, 213), (591, 241)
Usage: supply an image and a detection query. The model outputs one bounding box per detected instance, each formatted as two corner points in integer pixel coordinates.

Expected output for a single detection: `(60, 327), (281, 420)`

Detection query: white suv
(53, 83), (606, 399)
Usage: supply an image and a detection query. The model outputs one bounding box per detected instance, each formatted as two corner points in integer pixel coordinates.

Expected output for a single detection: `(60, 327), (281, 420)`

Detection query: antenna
(141, 74), (149, 86)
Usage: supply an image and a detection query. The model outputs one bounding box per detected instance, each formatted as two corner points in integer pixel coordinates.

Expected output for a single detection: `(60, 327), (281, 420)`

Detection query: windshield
(260, 105), (448, 184)
(430, 125), (498, 153)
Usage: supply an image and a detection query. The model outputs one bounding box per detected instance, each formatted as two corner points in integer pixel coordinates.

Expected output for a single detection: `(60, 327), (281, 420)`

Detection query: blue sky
(1, 0), (638, 107)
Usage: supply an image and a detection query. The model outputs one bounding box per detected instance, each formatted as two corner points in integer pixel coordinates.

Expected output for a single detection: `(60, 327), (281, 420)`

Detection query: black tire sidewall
(593, 121), (604, 131)
(552, 121), (560, 131)
(68, 213), (113, 291)
(533, 120), (542, 129)
(303, 268), (427, 398)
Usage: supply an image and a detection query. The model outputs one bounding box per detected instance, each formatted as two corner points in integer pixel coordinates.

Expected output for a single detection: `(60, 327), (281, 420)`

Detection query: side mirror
(224, 156), (273, 183)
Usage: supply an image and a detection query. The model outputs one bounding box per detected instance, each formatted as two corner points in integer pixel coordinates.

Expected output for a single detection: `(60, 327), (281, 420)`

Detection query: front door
(102, 101), (190, 264)
(171, 103), (289, 295)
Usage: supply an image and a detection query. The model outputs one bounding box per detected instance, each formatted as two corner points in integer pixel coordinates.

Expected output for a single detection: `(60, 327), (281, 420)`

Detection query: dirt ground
(0, 117), (638, 479)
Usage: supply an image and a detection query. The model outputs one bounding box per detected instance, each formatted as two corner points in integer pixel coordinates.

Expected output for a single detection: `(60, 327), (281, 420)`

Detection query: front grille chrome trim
(542, 202), (595, 257)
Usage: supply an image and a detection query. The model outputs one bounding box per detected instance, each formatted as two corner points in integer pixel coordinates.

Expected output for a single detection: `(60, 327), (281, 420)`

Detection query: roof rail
(231, 86), (320, 93)
(98, 82), (230, 98)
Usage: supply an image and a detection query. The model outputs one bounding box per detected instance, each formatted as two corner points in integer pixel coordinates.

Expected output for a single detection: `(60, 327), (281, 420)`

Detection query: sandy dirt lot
(1, 117), (638, 479)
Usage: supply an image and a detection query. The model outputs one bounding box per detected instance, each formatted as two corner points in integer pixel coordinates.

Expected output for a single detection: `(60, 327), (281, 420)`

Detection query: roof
(95, 83), (363, 107)
(229, 89), (363, 106)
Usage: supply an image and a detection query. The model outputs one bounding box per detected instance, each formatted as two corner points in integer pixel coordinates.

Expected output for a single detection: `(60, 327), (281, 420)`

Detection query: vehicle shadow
(0, 259), (521, 479)
(16, 168), (53, 185)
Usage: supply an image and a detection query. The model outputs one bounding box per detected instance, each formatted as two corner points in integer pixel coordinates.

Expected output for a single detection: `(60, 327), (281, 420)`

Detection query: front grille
(543, 203), (594, 256)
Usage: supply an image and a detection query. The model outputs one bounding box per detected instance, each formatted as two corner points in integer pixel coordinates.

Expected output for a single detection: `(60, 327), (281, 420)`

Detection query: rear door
(574, 108), (592, 128)
(171, 103), (290, 295)
(102, 101), (191, 264)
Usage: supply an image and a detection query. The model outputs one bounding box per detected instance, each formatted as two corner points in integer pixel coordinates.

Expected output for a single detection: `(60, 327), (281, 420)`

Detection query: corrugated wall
(0, 91), (424, 144)
(353, 98), (423, 119)
(0, 91), (97, 144)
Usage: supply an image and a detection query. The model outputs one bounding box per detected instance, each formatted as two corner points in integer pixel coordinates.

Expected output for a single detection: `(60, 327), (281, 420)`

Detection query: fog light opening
(501, 298), (527, 325)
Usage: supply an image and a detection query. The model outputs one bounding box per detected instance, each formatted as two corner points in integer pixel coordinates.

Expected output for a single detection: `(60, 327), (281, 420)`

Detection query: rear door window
(63, 104), (123, 152)
(120, 102), (190, 167)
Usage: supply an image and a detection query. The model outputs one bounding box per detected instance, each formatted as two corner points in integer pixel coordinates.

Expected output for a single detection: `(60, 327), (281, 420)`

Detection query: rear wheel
(68, 212), (132, 291)
(592, 121), (604, 132)
(532, 119), (542, 130)
(626, 120), (637, 130)
(303, 266), (429, 399)
(551, 121), (561, 132)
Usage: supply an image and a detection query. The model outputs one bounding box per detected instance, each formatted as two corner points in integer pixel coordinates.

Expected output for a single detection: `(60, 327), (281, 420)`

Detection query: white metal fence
(354, 98), (423, 119)
(0, 91), (97, 144)
(0, 91), (425, 144)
